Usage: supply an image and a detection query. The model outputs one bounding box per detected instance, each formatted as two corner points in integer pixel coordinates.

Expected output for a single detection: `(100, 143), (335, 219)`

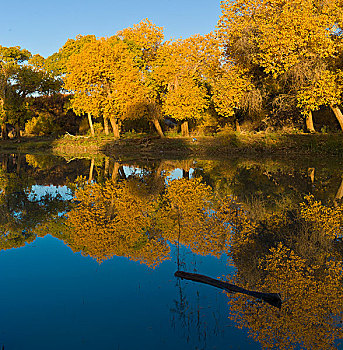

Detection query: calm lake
(1, 153), (343, 350)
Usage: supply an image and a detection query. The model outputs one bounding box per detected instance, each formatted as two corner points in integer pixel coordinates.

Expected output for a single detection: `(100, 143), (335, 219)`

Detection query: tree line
(1, 0), (342, 139)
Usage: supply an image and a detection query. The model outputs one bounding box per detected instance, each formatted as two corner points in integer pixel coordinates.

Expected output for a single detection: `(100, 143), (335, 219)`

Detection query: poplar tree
(218, 0), (343, 132)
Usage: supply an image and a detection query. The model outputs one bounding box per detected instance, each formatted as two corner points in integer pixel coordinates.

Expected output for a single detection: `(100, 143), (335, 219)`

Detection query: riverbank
(0, 132), (342, 160)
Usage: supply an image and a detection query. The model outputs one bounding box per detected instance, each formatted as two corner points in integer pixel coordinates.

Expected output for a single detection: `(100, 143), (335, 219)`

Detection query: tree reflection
(226, 195), (343, 350)
(0, 154), (85, 251)
(226, 243), (343, 350)
(2, 154), (343, 349)
(64, 177), (170, 267)
(159, 177), (232, 258)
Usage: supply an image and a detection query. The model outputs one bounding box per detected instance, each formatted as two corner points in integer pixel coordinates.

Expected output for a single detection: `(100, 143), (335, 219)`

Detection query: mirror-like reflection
(227, 195), (343, 350)
(1, 153), (343, 349)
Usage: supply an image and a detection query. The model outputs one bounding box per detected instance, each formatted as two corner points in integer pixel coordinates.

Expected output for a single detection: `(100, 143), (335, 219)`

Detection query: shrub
(25, 113), (61, 136)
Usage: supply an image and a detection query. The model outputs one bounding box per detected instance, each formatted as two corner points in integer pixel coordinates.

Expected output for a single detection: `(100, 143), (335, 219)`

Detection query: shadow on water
(100, 132), (343, 164)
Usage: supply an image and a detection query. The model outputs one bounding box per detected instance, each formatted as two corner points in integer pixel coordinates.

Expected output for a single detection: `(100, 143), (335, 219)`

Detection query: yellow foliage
(65, 37), (148, 121)
(297, 69), (343, 114)
(227, 243), (343, 350)
(210, 64), (253, 117)
(162, 76), (209, 121)
(65, 179), (170, 267)
(218, 0), (343, 117)
(219, 0), (337, 77)
(216, 195), (258, 249)
(300, 194), (343, 239)
(159, 178), (232, 257)
(116, 18), (164, 63)
(25, 112), (60, 136)
(0, 231), (35, 251)
(153, 34), (217, 122)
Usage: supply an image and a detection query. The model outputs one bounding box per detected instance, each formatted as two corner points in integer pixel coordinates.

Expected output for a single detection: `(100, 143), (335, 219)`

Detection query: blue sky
(1, 0), (222, 58)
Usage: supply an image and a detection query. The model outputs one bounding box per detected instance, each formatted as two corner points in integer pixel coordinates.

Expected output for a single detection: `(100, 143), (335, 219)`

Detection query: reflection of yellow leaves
(227, 243), (343, 350)
(43, 168), (343, 350)
(0, 168), (9, 203)
(227, 200), (343, 350)
(0, 229), (36, 251)
(300, 195), (343, 239)
(25, 154), (56, 170)
(160, 178), (232, 257)
(66, 179), (170, 267)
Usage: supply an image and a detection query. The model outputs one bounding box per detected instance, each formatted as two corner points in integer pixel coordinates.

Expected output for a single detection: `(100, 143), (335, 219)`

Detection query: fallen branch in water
(64, 132), (90, 139)
(175, 270), (282, 309)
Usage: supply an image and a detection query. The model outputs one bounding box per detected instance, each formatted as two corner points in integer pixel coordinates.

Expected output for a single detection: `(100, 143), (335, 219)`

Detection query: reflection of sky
(26, 168), (195, 203)
(0, 164), (257, 349)
(123, 166), (194, 182)
(0, 234), (254, 350)
(167, 169), (195, 183)
(27, 185), (73, 202)
(122, 166), (143, 177)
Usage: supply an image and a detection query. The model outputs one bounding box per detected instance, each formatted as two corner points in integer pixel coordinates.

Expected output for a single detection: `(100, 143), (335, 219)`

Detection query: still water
(1, 153), (343, 350)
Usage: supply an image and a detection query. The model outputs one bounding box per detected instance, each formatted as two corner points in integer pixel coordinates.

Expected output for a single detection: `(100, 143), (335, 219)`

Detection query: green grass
(0, 131), (342, 160)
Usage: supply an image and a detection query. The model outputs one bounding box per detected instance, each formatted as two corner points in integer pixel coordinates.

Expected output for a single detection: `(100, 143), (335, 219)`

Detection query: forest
(0, 0), (343, 141)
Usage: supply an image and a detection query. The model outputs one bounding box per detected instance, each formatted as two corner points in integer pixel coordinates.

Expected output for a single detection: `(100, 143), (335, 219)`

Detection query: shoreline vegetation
(1, 2), (343, 146)
(0, 132), (342, 161)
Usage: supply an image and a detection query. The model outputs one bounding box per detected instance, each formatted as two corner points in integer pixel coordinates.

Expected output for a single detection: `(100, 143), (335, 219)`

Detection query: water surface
(1, 153), (343, 350)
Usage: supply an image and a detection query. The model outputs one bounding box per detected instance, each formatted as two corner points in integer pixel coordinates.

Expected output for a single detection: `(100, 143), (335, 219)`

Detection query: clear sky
(1, 0), (222, 58)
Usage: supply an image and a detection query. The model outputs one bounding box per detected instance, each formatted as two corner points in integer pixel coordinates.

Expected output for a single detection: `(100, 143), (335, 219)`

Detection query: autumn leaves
(63, 21), (202, 138)
(60, 19), (254, 138)
(63, 0), (343, 137)
(2, 1), (342, 139)
(219, 0), (343, 131)
(0, 46), (61, 139)
(64, 176), (235, 266)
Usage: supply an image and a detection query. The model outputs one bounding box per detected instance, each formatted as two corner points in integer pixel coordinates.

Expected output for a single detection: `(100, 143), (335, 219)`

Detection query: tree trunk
(308, 167), (315, 183)
(111, 162), (120, 182)
(104, 117), (109, 136)
(104, 157), (109, 178)
(89, 158), (95, 182)
(306, 111), (315, 133)
(87, 113), (95, 137)
(109, 117), (120, 139)
(146, 100), (164, 138)
(118, 166), (126, 179)
(109, 162), (119, 218)
(2, 154), (8, 171)
(182, 169), (189, 179)
(1, 123), (8, 140)
(152, 118), (164, 138)
(155, 162), (164, 180)
(181, 121), (189, 137)
(331, 105), (343, 131)
(16, 154), (21, 174)
(334, 176), (343, 207)
(235, 119), (241, 133)
(15, 122), (20, 140)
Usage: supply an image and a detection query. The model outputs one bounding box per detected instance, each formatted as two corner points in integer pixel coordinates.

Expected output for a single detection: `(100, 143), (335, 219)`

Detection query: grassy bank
(0, 132), (342, 160)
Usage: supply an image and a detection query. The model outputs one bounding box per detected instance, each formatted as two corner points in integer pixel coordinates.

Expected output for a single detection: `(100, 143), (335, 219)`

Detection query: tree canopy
(1, 4), (343, 139)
